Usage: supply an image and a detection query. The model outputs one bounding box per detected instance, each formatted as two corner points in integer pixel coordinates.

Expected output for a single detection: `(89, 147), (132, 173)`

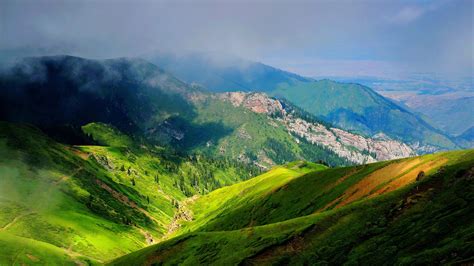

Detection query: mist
(1, 0), (472, 78)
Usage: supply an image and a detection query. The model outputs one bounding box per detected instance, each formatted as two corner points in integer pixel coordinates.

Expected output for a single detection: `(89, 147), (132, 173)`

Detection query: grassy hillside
(0, 122), (254, 264)
(185, 96), (349, 167)
(110, 149), (474, 265)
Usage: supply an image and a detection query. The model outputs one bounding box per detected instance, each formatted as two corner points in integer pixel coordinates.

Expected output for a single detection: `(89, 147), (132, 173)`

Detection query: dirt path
(53, 167), (83, 186)
(138, 228), (155, 245)
(0, 212), (32, 231)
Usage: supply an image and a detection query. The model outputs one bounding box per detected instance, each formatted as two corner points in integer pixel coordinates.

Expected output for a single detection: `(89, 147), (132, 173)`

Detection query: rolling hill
(147, 52), (458, 152)
(0, 121), (472, 265)
(0, 121), (255, 264)
(110, 149), (474, 265)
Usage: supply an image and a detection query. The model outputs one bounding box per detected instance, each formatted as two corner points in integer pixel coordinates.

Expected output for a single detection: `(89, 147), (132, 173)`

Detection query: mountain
(147, 53), (458, 152)
(0, 55), (197, 133)
(455, 126), (474, 148)
(409, 95), (474, 136)
(110, 149), (474, 265)
(146, 52), (310, 92)
(330, 75), (474, 137)
(0, 56), (474, 265)
(0, 55), (414, 168)
(215, 92), (414, 165)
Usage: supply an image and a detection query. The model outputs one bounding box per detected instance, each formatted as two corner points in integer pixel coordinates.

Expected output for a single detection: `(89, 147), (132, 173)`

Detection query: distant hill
(455, 126), (474, 148)
(147, 52), (310, 92)
(0, 55), (414, 168)
(328, 75), (474, 137)
(110, 149), (474, 265)
(147, 53), (458, 152)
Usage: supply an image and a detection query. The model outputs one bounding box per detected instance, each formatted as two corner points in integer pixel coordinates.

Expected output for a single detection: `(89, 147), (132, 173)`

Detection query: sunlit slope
(176, 150), (472, 234)
(172, 161), (327, 235)
(110, 149), (474, 265)
(0, 124), (149, 264)
(0, 122), (252, 264)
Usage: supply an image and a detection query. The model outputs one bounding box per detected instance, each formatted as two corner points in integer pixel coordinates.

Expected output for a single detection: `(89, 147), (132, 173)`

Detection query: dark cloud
(0, 0), (472, 77)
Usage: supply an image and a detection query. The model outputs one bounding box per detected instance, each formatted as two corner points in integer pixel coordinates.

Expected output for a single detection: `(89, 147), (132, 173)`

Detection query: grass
(1, 120), (472, 265)
(110, 149), (474, 265)
(0, 121), (255, 264)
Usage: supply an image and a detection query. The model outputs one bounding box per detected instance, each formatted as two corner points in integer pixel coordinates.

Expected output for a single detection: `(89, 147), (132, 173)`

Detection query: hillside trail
(54, 167), (83, 186)
(0, 212), (33, 231)
(162, 195), (198, 240)
(138, 228), (155, 245)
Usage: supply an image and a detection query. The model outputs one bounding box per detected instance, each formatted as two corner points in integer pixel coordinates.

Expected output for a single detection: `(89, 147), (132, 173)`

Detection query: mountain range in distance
(146, 52), (467, 153)
(0, 53), (473, 265)
(323, 74), (474, 138)
(0, 55), (419, 169)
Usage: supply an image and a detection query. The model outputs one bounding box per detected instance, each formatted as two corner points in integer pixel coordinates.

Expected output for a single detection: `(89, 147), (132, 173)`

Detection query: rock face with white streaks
(220, 92), (415, 164)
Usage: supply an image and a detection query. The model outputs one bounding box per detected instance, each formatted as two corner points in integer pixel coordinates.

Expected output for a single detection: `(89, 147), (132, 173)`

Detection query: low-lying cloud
(0, 0), (472, 78)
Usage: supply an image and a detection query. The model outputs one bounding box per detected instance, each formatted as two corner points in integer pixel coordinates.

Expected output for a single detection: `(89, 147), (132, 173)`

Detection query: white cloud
(389, 2), (444, 24)
(390, 6), (425, 24)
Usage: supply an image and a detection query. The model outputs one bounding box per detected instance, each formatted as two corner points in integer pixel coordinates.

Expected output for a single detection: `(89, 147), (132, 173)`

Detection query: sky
(0, 0), (473, 78)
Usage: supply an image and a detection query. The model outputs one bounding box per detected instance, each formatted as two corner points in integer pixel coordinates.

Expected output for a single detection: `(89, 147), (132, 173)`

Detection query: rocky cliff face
(220, 92), (415, 164)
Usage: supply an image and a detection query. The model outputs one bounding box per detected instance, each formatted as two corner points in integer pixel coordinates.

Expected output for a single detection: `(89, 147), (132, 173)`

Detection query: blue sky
(1, 0), (472, 78)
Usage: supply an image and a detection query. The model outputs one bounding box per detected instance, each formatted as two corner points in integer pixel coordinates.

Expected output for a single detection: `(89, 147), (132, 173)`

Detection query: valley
(1, 1), (473, 265)
(0, 56), (471, 265)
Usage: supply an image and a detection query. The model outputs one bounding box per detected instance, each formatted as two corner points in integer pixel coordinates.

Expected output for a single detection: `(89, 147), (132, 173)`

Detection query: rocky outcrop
(220, 92), (415, 164)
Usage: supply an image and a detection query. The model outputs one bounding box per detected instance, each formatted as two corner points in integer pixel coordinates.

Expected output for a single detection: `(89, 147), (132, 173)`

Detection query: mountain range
(148, 52), (462, 153)
(0, 55), (415, 168)
(0, 54), (472, 265)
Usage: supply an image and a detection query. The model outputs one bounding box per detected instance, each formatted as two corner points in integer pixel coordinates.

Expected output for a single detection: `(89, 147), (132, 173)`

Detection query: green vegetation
(110, 149), (474, 265)
(272, 80), (457, 151)
(147, 53), (458, 151)
(186, 97), (350, 167)
(0, 55), (471, 265)
(0, 121), (255, 263)
(0, 55), (351, 168)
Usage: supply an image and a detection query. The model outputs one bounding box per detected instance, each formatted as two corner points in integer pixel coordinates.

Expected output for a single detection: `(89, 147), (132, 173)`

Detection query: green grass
(1, 120), (473, 265)
(0, 232), (98, 265)
(0, 121), (255, 264)
(82, 123), (134, 147)
(110, 149), (474, 265)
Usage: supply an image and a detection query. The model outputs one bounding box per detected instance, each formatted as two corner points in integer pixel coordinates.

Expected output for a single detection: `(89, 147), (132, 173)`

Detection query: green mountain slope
(0, 121), (254, 264)
(147, 53), (457, 152)
(110, 149), (474, 265)
(272, 79), (457, 152)
(1, 55), (396, 168)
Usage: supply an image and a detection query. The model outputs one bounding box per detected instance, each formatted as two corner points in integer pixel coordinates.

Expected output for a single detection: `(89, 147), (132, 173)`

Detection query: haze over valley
(0, 0), (472, 265)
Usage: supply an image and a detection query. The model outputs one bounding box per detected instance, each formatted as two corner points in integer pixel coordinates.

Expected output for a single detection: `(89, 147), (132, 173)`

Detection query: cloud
(388, 1), (445, 24)
(390, 6), (426, 24)
(0, 0), (472, 78)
